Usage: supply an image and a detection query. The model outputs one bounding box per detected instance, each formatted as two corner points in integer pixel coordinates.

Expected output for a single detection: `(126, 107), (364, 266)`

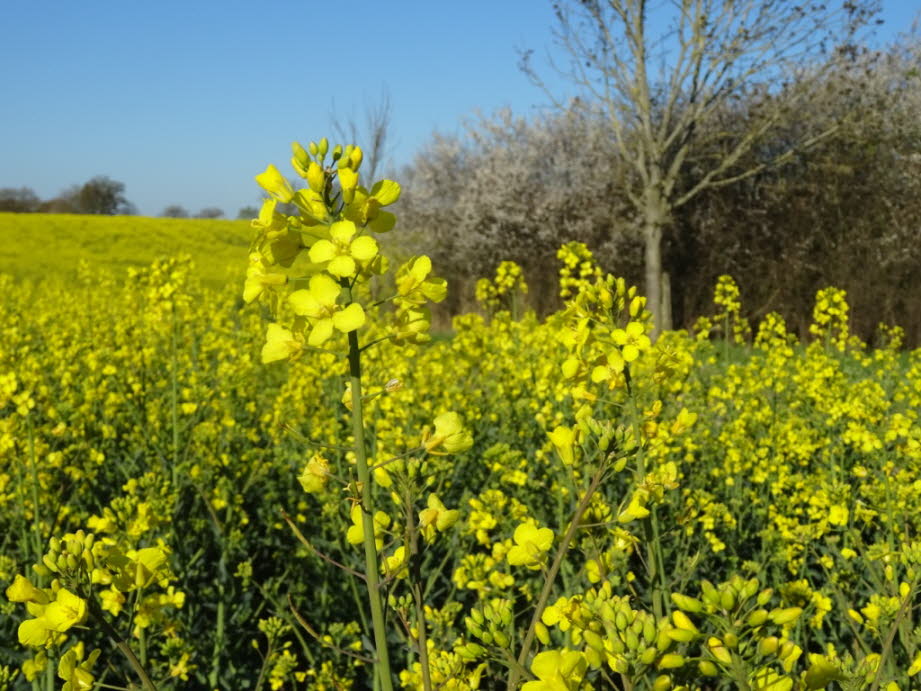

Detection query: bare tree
(523, 0), (881, 334)
(330, 87), (393, 182)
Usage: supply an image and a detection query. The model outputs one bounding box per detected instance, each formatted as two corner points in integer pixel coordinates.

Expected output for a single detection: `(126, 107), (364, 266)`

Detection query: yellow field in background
(0, 213), (251, 286)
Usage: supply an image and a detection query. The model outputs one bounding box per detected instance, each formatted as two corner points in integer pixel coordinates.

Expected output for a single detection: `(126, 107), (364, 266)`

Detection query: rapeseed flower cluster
(2, 146), (921, 688)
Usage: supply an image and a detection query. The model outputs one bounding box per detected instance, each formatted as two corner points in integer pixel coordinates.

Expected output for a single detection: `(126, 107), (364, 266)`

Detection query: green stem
(626, 371), (665, 619)
(507, 463), (607, 690)
(26, 418), (44, 565)
(348, 328), (394, 691)
(170, 305), (179, 490)
(89, 601), (158, 691)
(404, 488), (433, 691)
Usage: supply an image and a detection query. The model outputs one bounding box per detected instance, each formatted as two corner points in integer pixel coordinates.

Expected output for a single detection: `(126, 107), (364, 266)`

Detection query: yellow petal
(6, 575), (49, 604)
(329, 220), (357, 242)
(327, 255), (357, 278)
(422, 277), (447, 303)
(18, 617), (51, 646)
(308, 239), (337, 264)
(289, 289), (323, 318)
(339, 168), (359, 203)
(349, 235), (378, 262)
(43, 589), (87, 632)
(307, 319), (334, 347)
(332, 303), (366, 333)
(255, 164), (294, 203)
(530, 650), (562, 681)
(369, 210), (396, 232)
(262, 324), (300, 363)
(434, 412), (463, 437)
(370, 179), (401, 206)
(308, 273), (342, 304)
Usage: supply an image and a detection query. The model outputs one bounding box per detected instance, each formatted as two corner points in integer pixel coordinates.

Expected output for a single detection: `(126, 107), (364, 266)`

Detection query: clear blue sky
(1, 1), (917, 218)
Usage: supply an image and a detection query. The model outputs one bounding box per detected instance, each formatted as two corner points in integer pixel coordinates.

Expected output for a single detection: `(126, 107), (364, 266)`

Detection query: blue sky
(1, 1), (917, 217)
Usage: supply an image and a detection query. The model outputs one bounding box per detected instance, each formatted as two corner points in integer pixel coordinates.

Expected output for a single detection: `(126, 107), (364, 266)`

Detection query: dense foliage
(2, 226), (920, 687)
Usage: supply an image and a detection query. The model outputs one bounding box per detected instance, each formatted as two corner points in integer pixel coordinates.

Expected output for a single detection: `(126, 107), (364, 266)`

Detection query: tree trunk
(660, 271), (673, 332)
(643, 185), (669, 339)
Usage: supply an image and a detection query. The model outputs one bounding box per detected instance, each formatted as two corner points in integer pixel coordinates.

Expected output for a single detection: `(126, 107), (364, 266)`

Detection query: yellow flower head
(507, 522), (554, 568)
(424, 412), (473, 455)
(255, 164), (295, 204)
(346, 504), (391, 551)
(261, 323), (303, 363)
(308, 220), (378, 279)
(298, 454), (330, 494)
(288, 273), (366, 347)
(419, 494), (460, 542)
(522, 649), (587, 691)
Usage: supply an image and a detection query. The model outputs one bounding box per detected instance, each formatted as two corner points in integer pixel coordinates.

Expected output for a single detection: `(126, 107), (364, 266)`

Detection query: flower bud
(657, 654), (684, 670)
(759, 636), (780, 656)
(639, 646), (657, 665)
(652, 675), (672, 691)
(698, 660), (719, 676)
(747, 609), (769, 627)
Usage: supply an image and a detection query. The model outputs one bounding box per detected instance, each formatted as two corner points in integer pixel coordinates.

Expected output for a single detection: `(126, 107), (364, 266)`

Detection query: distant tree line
(0, 176), (136, 215)
(399, 33), (921, 345)
(0, 177), (246, 220)
(161, 205), (233, 219)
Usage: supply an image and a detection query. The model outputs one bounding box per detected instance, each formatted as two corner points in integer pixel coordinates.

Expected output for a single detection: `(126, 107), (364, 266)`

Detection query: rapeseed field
(2, 141), (920, 690)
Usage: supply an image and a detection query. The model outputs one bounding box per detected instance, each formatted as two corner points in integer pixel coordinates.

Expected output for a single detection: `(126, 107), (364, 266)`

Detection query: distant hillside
(0, 213), (253, 287)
